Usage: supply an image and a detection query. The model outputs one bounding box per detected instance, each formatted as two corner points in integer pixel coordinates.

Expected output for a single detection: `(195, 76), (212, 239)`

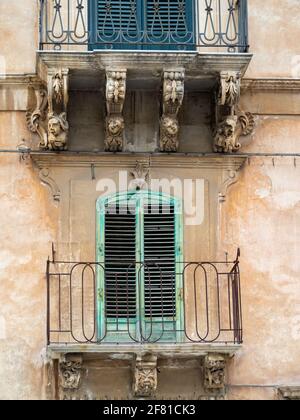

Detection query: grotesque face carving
(48, 112), (69, 150)
(162, 116), (179, 136)
(48, 117), (62, 137)
(214, 115), (239, 153)
(107, 117), (124, 136)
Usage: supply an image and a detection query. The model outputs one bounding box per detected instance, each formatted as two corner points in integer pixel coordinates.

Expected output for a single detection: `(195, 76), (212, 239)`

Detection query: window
(96, 191), (183, 343)
(89, 0), (195, 50)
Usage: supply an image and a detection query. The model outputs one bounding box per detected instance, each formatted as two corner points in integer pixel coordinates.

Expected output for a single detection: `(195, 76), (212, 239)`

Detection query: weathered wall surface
(0, 112), (58, 399)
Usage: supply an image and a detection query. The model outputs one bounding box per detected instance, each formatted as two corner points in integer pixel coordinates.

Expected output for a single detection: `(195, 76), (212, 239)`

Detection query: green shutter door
(96, 191), (183, 343)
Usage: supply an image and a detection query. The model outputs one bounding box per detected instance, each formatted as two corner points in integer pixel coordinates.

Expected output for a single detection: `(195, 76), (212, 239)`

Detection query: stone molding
(130, 161), (150, 191)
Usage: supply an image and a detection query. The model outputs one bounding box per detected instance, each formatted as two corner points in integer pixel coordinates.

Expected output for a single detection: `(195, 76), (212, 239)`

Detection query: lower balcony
(47, 253), (242, 359)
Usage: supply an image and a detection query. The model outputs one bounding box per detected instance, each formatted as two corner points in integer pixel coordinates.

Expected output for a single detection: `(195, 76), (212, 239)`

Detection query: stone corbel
(47, 68), (70, 151)
(58, 355), (83, 400)
(204, 354), (226, 392)
(160, 70), (185, 152)
(219, 169), (240, 203)
(105, 70), (127, 152)
(133, 354), (158, 398)
(214, 71), (254, 153)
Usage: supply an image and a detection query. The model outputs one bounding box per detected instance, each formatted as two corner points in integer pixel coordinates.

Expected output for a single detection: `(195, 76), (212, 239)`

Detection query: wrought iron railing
(39, 0), (249, 52)
(47, 251), (242, 345)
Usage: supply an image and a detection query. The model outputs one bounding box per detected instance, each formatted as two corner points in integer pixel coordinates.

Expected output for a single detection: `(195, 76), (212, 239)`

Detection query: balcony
(37, 1), (252, 88)
(39, 0), (249, 52)
(47, 252), (242, 358)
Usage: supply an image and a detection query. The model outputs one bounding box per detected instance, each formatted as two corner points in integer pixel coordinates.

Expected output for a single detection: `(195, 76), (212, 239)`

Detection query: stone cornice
(278, 387), (300, 400)
(48, 343), (241, 360)
(242, 78), (300, 91)
(0, 74), (43, 88)
(37, 51), (253, 79)
(30, 152), (246, 171)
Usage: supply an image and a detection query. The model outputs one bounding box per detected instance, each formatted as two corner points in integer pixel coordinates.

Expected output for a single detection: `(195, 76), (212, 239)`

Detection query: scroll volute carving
(160, 70), (185, 153)
(105, 70), (127, 152)
(26, 68), (70, 151)
(214, 71), (254, 154)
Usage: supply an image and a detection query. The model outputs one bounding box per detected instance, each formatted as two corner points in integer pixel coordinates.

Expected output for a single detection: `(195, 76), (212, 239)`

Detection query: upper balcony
(38, 0), (252, 81)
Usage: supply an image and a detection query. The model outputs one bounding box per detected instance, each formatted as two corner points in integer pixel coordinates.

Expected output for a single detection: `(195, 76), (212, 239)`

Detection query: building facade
(0, 0), (299, 400)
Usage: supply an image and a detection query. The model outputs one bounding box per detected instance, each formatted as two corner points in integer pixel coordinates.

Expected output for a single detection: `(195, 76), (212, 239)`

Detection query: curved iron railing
(46, 251), (242, 345)
(39, 0), (249, 52)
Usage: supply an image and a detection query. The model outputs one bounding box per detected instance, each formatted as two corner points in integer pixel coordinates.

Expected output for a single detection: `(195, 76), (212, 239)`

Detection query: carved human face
(108, 118), (123, 135)
(48, 117), (62, 137)
(163, 117), (178, 136)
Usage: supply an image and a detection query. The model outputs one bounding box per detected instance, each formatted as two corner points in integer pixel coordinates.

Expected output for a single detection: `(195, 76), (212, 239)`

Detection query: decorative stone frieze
(214, 71), (254, 153)
(130, 161), (149, 190)
(133, 355), (158, 398)
(204, 354), (226, 391)
(105, 70), (127, 152)
(160, 70), (185, 152)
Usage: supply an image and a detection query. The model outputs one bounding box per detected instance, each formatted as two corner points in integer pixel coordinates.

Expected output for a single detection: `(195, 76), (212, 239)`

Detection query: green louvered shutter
(89, 0), (195, 50)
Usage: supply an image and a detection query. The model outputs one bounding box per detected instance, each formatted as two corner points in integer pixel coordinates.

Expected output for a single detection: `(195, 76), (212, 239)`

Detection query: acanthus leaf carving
(218, 71), (241, 108)
(133, 355), (157, 398)
(105, 70), (127, 152)
(160, 70), (185, 153)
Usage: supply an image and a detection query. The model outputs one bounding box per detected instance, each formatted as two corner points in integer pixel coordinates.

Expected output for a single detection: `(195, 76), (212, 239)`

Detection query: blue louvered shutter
(89, 0), (195, 50)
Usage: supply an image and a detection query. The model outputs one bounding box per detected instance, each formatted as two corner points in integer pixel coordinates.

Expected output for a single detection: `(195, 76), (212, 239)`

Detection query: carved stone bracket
(47, 68), (70, 151)
(39, 168), (61, 202)
(133, 354), (158, 398)
(105, 70), (127, 152)
(214, 71), (254, 153)
(58, 356), (83, 400)
(160, 70), (185, 152)
(204, 354), (226, 391)
(130, 161), (150, 191)
(26, 69), (70, 151)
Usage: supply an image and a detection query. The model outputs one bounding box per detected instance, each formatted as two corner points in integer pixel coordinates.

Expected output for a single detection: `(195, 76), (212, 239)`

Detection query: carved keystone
(133, 354), (158, 398)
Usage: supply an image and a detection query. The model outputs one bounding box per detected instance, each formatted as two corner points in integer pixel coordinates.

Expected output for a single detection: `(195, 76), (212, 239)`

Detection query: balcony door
(96, 191), (184, 343)
(89, 0), (195, 50)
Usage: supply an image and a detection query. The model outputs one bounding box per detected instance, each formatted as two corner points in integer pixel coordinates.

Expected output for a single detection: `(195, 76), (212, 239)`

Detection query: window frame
(96, 190), (184, 343)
